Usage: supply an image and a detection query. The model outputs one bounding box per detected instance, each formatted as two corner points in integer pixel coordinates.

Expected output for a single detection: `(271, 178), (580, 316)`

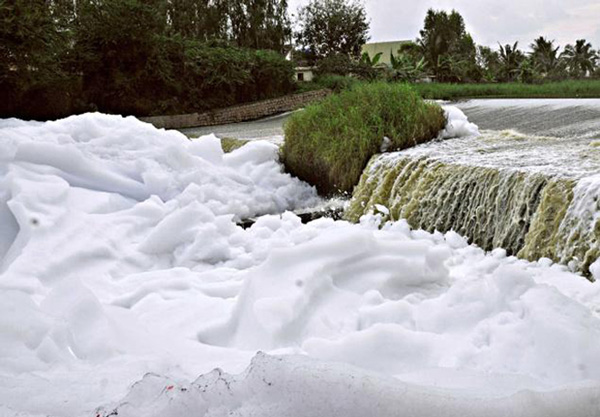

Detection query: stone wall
(140, 89), (331, 129)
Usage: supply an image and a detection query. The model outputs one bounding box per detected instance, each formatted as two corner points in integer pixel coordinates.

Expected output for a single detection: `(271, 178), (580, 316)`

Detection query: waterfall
(345, 100), (600, 276)
(346, 149), (600, 276)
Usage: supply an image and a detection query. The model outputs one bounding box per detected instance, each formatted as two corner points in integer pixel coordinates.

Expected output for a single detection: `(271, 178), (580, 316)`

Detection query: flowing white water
(455, 99), (600, 140)
(348, 99), (600, 274)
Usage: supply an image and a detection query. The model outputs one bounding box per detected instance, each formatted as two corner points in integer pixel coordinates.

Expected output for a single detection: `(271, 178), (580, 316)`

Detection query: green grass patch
(412, 80), (600, 100)
(219, 137), (251, 153)
(282, 82), (446, 195)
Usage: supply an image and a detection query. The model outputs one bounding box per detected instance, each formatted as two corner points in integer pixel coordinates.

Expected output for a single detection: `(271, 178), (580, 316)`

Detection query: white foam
(440, 105), (481, 139)
(1, 113), (600, 417)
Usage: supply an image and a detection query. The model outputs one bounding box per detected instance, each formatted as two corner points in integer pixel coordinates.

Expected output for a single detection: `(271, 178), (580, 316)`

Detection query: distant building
(361, 40), (413, 65)
(294, 66), (315, 82)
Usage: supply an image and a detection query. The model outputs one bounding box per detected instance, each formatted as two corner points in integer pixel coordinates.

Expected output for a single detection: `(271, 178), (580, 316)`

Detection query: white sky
(288, 0), (600, 50)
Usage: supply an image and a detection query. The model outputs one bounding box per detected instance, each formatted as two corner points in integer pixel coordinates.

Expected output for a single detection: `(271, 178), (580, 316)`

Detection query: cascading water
(346, 100), (600, 275)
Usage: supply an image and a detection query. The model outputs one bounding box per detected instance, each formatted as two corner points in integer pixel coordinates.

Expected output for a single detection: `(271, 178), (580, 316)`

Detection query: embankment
(141, 89), (331, 129)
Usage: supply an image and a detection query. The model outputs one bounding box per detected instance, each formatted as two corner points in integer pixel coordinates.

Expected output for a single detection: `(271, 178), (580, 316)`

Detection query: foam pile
(440, 105), (480, 138)
(1, 113), (600, 417)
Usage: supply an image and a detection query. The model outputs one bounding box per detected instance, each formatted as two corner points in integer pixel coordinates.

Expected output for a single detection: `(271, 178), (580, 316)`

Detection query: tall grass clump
(282, 82), (446, 195)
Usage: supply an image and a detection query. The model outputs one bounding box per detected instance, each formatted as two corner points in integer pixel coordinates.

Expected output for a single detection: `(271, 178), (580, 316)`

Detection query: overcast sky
(288, 0), (600, 50)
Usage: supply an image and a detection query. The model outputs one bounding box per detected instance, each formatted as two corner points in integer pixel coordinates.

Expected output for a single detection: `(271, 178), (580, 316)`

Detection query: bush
(1, 0), (296, 119)
(313, 75), (357, 92)
(182, 44), (294, 113)
(315, 53), (380, 81)
(0, 0), (81, 119)
(282, 82), (446, 195)
(315, 53), (355, 77)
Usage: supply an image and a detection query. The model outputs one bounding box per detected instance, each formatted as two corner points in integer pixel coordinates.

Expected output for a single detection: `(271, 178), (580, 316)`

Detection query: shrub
(315, 53), (355, 77)
(1, 0), (295, 119)
(248, 49), (295, 100)
(282, 82), (446, 195)
(0, 0), (80, 119)
(182, 44), (294, 113)
(313, 75), (357, 92)
(315, 53), (380, 81)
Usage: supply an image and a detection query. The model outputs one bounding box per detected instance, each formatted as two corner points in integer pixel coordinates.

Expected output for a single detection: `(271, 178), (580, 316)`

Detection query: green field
(412, 80), (600, 100)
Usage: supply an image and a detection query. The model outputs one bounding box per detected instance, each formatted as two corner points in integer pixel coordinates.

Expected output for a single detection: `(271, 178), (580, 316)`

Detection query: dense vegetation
(282, 83), (446, 195)
(4, 0), (600, 121)
(302, 7), (600, 87)
(0, 0), (294, 119)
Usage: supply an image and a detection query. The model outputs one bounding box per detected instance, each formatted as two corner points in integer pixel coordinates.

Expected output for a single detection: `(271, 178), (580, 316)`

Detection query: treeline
(343, 9), (600, 84)
(0, 0), (294, 119)
(414, 9), (599, 83)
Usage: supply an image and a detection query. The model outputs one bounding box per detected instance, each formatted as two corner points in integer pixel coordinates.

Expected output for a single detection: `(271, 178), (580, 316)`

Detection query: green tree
(516, 57), (540, 83)
(0, 0), (297, 119)
(477, 45), (500, 81)
(74, 0), (178, 114)
(228, 0), (291, 53)
(166, 0), (228, 41)
(498, 41), (524, 81)
(417, 9), (477, 82)
(0, 0), (75, 118)
(294, 0), (369, 59)
(529, 36), (562, 78)
(561, 39), (598, 78)
(183, 44), (293, 109)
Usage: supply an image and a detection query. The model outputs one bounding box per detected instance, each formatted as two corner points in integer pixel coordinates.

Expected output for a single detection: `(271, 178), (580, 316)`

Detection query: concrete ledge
(140, 89), (332, 129)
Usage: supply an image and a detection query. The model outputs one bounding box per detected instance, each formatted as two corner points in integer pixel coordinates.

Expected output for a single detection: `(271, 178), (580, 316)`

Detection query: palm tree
(498, 42), (524, 81)
(529, 36), (561, 77)
(477, 46), (501, 82)
(561, 39), (598, 78)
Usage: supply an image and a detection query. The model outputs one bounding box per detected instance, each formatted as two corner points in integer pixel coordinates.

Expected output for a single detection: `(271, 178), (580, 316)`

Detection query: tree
(417, 9), (477, 82)
(0, 0), (75, 118)
(561, 39), (598, 78)
(294, 0), (369, 59)
(517, 57), (540, 83)
(166, 0), (229, 41)
(74, 0), (177, 114)
(229, 0), (291, 53)
(397, 42), (423, 63)
(498, 41), (524, 81)
(1, 0), (297, 119)
(529, 36), (561, 78)
(477, 45), (500, 81)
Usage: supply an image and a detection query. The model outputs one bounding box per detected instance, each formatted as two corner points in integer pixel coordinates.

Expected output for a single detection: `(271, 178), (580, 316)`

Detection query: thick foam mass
(440, 105), (480, 139)
(1, 112), (600, 417)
